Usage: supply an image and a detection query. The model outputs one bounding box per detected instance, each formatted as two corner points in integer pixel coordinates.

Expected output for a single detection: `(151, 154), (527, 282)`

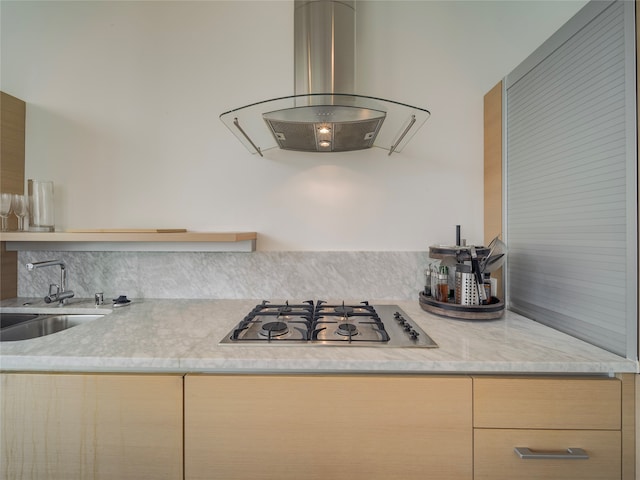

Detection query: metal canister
(455, 265), (479, 305)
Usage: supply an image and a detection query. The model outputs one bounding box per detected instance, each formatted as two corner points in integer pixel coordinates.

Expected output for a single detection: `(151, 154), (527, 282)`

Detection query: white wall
(0, 0), (586, 251)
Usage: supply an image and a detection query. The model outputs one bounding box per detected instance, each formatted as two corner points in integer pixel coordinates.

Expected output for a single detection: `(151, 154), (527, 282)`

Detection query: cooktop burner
(220, 300), (438, 348)
(336, 323), (358, 336)
(260, 321), (289, 337)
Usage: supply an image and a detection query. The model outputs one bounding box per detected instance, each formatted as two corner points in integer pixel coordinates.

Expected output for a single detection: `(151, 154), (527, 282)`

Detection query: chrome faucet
(26, 260), (75, 305)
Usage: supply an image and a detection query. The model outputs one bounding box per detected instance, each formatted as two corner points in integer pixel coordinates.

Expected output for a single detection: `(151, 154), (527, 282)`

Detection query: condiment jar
(436, 266), (449, 303)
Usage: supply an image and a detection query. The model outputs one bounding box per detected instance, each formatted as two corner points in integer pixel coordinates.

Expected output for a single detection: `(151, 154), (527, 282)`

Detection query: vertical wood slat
(0, 241), (17, 299)
(1, 91), (26, 195)
(635, 0), (640, 471)
(484, 81), (503, 299)
(0, 91), (26, 299)
(618, 373), (636, 480)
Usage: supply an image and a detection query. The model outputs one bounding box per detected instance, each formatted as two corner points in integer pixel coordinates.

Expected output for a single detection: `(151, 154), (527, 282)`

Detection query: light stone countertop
(0, 298), (637, 374)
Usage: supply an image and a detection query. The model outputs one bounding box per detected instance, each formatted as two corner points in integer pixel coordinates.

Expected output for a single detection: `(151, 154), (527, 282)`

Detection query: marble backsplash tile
(17, 251), (430, 301)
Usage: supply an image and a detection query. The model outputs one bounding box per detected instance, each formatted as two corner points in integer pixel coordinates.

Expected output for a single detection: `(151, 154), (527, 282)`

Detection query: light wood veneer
(184, 374), (473, 480)
(473, 376), (625, 480)
(483, 81), (503, 299)
(0, 91), (25, 300)
(474, 429), (620, 480)
(0, 373), (184, 480)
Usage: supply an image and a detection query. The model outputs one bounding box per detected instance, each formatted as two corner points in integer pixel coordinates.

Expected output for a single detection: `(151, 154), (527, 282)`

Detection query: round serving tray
(418, 292), (505, 320)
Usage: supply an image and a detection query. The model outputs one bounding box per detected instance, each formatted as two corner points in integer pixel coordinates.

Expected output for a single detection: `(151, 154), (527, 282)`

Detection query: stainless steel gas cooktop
(220, 300), (438, 348)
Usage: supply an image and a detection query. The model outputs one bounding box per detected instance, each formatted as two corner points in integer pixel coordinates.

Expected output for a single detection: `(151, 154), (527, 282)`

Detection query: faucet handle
(48, 283), (60, 297)
(44, 284), (61, 304)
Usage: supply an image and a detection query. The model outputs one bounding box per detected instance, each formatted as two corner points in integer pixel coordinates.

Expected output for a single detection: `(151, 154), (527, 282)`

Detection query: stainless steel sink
(0, 313), (41, 329)
(0, 313), (104, 342)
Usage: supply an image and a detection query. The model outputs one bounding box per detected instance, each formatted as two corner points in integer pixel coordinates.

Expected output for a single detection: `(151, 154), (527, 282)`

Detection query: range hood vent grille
(220, 1), (430, 156)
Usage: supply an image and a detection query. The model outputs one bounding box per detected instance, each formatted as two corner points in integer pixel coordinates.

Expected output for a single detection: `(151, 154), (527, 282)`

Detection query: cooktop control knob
(410, 330), (419, 340)
(394, 312), (406, 323)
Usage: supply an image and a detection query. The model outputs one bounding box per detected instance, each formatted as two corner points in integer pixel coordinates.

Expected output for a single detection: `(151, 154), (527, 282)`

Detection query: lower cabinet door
(1, 373), (184, 480)
(474, 429), (621, 480)
(185, 374), (473, 480)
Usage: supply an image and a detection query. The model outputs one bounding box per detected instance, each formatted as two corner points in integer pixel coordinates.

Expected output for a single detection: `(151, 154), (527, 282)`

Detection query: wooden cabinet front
(185, 374), (473, 480)
(0, 373), (184, 480)
(475, 429), (620, 480)
(473, 376), (623, 480)
(474, 376), (621, 430)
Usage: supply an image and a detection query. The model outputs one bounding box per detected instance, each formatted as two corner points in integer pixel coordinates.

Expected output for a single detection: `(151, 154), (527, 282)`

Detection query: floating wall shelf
(0, 231), (257, 252)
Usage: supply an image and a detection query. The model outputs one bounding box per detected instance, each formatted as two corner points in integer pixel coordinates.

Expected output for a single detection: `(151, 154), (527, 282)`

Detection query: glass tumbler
(28, 180), (55, 232)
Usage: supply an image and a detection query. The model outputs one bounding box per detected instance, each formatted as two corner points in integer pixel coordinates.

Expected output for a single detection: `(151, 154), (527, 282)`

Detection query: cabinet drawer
(474, 429), (621, 480)
(473, 377), (620, 429)
(185, 374), (472, 480)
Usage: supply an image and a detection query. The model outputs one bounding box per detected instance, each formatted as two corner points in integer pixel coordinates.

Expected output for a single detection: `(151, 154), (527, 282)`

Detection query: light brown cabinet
(0, 373), (184, 480)
(483, 80), (503, 299)
(184, 374), (473, 480)
(0, 91), (26, 300)
(473, 376), (624, 480)
(0, 372), (632, 479)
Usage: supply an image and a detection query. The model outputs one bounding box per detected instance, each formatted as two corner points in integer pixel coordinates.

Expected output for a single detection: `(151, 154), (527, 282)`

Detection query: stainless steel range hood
(220, 0), (430, 156)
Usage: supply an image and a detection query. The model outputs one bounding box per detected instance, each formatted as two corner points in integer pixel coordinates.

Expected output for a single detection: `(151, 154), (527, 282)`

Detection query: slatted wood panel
(0, 92), (25, 195)
(0, 91), (25, 299)
(484, 81), (504, 298)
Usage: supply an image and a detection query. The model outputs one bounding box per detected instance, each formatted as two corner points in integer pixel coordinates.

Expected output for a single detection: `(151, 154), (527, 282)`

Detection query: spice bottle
(424, 268), (432, 296)
(482, 273), (492, 304)
(437, 266), (449, 303)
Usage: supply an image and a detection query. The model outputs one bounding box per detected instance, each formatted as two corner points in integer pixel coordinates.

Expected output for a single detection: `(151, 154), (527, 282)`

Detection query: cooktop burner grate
(220, 300), (438, 348)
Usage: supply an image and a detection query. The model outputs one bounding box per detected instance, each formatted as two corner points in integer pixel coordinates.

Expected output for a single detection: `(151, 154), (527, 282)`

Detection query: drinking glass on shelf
(0, 193), (12, 231)
(11, 194), (28, 231)
(28, 180), (55, 232)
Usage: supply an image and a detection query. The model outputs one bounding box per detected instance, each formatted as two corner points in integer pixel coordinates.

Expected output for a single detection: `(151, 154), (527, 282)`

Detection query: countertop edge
(0, 357), (636, 375)
(1, 298), (637, 375)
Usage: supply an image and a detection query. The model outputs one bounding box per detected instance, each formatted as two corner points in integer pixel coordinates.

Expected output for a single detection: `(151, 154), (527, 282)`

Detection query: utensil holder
(455, 271), (480, 305)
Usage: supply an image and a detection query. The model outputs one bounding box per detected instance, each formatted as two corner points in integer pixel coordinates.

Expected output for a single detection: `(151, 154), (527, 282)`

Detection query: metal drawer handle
(514, 447), (589, 460)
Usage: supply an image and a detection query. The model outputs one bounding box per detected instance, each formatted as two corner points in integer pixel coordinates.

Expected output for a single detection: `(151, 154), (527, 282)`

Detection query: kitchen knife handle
(514, 447), (589, 460)
(469, 246), (487, 301)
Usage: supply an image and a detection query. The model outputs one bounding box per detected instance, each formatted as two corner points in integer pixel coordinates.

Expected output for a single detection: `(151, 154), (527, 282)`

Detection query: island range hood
(220, 0), (430, 156)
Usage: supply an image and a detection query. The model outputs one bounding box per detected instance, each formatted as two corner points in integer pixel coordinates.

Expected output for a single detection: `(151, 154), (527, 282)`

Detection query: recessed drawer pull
(514, 447), (589, 460)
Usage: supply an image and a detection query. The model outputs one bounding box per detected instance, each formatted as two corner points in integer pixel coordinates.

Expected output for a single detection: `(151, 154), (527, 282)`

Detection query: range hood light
(220, 1), (430, 156)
